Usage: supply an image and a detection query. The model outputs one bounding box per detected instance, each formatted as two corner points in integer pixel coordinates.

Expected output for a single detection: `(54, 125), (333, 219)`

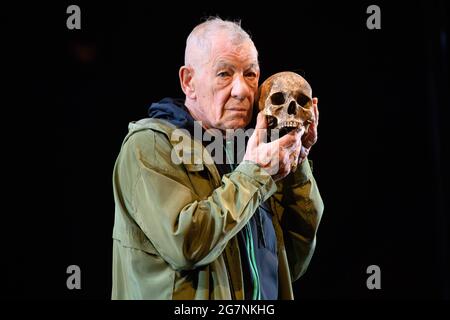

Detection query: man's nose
(231, 74), (251, 101)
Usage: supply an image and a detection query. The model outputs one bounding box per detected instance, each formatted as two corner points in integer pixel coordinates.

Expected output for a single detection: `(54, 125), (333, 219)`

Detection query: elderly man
(112, 17), (323, 300)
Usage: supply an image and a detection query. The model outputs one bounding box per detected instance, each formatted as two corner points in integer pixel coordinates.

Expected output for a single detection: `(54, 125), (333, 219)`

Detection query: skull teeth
(279, 121), (299, 128)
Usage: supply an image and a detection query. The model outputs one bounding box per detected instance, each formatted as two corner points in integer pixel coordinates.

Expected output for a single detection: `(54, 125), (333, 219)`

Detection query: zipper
(255, 209), (267, 248)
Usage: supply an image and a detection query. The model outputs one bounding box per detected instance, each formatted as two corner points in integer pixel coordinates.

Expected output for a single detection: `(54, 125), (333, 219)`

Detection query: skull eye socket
(296, 94), (311, 107)
(270, 92), (285, 105)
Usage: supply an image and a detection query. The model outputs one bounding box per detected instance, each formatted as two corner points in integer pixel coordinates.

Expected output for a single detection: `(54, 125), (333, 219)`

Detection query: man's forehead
(210, 43), (258, 68)
(214, 60), (259, 70)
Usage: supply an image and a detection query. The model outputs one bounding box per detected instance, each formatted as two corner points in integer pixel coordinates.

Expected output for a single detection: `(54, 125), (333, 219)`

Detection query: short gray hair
(184, 17), (256, 66)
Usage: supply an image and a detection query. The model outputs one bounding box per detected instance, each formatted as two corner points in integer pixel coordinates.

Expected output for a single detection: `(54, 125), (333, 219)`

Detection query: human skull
(257, 71), (314, 136)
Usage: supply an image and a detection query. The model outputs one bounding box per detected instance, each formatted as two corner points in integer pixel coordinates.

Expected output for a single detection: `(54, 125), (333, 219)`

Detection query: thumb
(255, 112), (268, 129)
(254, 112), (269, 142)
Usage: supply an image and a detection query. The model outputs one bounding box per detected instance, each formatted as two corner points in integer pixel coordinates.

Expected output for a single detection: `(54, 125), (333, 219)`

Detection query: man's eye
(217, 71), (230, 78)
(245, 72), (257, 78)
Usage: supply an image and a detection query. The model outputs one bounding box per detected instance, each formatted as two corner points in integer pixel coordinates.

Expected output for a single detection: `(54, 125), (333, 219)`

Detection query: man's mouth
(227, 108), (248, 112)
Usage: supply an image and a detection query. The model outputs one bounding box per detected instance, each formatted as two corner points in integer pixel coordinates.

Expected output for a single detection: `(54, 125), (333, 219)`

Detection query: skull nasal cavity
(288, 101), (297, 115)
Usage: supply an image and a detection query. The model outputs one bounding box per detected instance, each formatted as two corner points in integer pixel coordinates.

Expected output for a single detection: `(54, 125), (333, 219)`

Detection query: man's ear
(179, 66), (196, 99)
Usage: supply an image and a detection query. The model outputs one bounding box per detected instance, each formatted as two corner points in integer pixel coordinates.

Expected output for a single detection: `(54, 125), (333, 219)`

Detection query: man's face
(192, 36), (260, 131)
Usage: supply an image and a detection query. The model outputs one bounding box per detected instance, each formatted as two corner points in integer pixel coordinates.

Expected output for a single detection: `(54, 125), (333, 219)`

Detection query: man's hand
(244, 112), (303, 181)
(294, 97), (319, 166)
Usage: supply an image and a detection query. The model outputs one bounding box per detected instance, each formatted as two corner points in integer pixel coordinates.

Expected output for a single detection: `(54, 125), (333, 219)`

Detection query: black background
(8, 1), (449, 300)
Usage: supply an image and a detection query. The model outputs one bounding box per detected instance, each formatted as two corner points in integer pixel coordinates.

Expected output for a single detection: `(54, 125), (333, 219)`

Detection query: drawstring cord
(225, 140), (261, 300)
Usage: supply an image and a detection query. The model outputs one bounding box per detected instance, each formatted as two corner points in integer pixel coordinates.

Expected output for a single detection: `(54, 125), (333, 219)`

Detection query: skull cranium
(257, 71), (314, 136)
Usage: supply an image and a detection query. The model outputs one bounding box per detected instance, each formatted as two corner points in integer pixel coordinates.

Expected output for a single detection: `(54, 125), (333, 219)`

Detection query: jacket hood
(148, 97), (195, 134)
(148, 97), (258, 132)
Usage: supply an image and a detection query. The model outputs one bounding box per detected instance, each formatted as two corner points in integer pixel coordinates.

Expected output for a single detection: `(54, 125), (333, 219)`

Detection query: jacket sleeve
(115, 129), (277, 271)
(271, 159), (324, 281)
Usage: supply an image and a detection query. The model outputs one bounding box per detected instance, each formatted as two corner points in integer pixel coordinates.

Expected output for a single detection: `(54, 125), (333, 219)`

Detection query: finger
(300, 145), (309, 160)
(290, 150), (299, 173)
(255, 112), (268, 129)
(312, 97), (319, 124)
(291, 147), (301, 164)
(302, 123), (316, 149)
(294, 128), (304, 150)
(254, 112), (268, 142)
(275, 128), (301, 150)
(287, 143), (301, 167)
(302, 127), (316, 149)
(308, 115), (316, 136)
